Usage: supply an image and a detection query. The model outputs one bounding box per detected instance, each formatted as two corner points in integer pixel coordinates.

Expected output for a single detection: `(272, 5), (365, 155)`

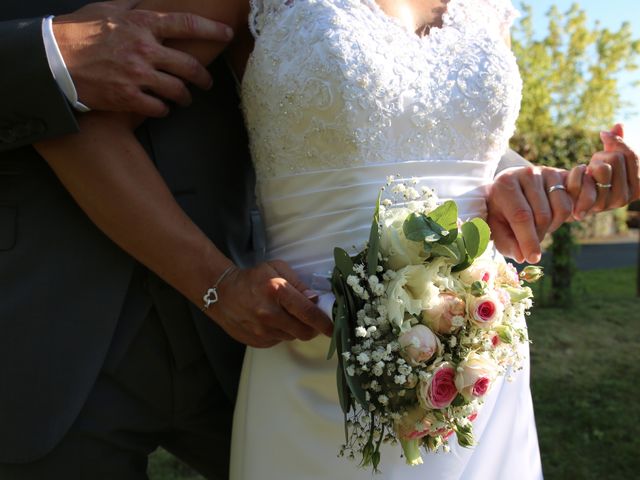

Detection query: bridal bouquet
(328, 179), (542, 471)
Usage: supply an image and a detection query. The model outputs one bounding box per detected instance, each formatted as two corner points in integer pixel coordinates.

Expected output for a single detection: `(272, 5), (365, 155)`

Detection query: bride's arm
(35, 0), (332, 345)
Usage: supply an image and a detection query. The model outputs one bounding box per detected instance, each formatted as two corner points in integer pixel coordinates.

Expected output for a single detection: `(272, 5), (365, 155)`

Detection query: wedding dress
(231, 0), (543, 478)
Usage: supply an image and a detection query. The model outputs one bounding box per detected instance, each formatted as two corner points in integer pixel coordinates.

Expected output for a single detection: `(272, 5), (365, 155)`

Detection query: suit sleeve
(0, 17), (79, 152)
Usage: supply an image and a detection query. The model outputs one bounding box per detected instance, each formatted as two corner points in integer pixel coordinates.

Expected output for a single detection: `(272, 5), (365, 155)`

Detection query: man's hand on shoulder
(52, 0), (234, 117)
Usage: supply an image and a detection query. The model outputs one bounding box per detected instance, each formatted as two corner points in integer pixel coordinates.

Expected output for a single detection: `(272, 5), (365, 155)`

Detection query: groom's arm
(35, 112), (332, 348)
(0, 1), (234, 153)
(0, 18), (78, 152)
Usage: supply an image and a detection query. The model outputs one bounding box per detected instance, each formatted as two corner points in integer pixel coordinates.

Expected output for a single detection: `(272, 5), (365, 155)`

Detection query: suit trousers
(0, 306), (234, 480)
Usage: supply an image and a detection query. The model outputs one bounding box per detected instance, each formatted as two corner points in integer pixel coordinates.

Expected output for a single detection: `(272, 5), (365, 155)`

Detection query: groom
(1, 1), (333, 478)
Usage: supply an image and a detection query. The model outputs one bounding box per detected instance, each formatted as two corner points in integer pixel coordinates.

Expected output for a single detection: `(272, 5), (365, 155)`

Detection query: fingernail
(206, 78), (214, 90)
(304, 289), (319, 301)
(225, 26), (234, 40)
(576, 211), (586, 221)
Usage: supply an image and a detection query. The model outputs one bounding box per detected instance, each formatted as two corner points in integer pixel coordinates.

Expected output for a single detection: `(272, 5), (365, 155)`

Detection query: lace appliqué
(243, 0), (523, 180)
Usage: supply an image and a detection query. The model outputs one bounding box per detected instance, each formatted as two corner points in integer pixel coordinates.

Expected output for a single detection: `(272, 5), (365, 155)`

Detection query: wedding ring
(547, 184), (566, 194)
(596, 182), (613, 189)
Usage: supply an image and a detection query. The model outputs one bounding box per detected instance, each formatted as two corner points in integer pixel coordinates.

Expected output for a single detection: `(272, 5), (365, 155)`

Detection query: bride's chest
(242, 0), (522, 176)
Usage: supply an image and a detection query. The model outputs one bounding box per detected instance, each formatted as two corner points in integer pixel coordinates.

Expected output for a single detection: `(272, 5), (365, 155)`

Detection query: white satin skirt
(230, 161), (543, 479)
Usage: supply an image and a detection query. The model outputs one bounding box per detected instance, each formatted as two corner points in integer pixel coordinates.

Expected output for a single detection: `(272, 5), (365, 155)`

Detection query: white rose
(386, 265), (436, 331)
(399, 325), (441, 366)
(379, 208), (425, 270)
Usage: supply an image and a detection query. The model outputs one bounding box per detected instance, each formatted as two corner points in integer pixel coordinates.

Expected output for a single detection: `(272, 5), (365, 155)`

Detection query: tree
(510, 3), (640, 305)
(513, 3), (640, 135)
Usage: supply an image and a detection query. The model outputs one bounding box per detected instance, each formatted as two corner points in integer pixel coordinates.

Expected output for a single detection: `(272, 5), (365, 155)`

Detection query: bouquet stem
(400, 439), (424, 466)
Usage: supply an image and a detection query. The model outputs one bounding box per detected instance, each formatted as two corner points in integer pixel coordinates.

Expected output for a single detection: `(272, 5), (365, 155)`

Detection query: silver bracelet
(201, 265), (237, 311)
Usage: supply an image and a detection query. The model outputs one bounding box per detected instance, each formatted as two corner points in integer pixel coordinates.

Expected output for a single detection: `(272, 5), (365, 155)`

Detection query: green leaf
(404, 213), (443, 243)
(334, 247), (355, 278)
(470, 218), (491, 258)
(428, 200), (459, 230)
(438, 227), (458, 245)
(460, 218), (490, 260)
(431, 243), (461, 261)
(367, 192), (382, 274)
(461, 221), (481, 259)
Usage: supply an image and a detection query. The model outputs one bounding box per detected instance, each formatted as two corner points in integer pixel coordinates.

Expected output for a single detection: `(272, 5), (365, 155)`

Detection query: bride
(35, 0), (630, 478)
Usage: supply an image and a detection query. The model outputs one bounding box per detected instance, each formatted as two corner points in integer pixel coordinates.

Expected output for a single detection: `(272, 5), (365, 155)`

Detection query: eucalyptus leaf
(403, 213), (442, 243)
(470, 218), (491, 258)
(438, 227), (459, 245)
(461, 221), (481, 258)
(428, 200), (458, 230)
(431, 243), (461, 261)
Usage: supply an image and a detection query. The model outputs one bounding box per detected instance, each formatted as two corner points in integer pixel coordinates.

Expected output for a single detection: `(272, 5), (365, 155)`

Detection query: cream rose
(458, 258), (498, 287)
(455, 353), (498, 401)
(399, 325), (441, 366)
(422, 293), (466, 334)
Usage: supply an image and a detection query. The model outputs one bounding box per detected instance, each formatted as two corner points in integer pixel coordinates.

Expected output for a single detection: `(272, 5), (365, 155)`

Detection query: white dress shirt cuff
(42, 15), (91, 113)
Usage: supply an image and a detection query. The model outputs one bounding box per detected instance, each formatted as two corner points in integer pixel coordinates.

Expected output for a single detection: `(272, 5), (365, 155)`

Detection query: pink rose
(399, 325), (440, 366)
(468, 293), (504, 329)
(472, 377), (490, 397)
(419, 363), (458, 409)
(455, 353), (498, 401)
(422, 293), (466, 334)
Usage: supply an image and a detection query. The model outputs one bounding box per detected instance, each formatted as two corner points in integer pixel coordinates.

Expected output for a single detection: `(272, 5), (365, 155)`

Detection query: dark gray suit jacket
(0, 2), (261, 463)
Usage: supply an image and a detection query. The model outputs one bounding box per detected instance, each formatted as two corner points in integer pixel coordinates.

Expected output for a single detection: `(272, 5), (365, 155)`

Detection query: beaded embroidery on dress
(231, 1), (543, 479)
(243, 0), (522, 181)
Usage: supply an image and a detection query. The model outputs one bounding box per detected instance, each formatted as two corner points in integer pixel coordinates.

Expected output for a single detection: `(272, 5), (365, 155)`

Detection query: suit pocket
(0, 206), (17, 250)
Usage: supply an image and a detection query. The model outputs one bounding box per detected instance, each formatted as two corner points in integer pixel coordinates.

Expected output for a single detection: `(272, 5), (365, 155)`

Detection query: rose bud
(467, 293), (504, 329)
(418, 363), (458, 409)
(422, 293), (466, 334)
(399, 325), (441, 366)
(455, 353), (498, 401)
(520, 265), (544, 283)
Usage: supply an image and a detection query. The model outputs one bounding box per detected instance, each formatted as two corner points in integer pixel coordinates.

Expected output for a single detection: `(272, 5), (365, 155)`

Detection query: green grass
(149, 267), (640, 479)
(529, 267), (640, 480)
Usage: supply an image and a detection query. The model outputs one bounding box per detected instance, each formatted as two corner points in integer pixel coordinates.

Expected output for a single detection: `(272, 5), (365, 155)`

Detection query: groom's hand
(206, 261), (333, 348)
(52, 0), (234, 117)
(487, 165), (573, 264)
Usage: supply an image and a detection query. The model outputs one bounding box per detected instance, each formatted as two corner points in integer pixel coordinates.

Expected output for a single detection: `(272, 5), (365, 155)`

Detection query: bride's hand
(206, 260), (333, 348)
(487, 165), (573, 264)
(566, 124), (640, 220)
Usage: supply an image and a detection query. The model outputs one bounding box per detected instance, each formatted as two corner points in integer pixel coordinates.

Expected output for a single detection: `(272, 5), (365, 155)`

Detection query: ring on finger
(547, 184), (567, 194)
(596, 182), (613, 189)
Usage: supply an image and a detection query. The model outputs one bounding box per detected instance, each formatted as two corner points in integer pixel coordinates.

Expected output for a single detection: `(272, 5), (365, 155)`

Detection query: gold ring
(547, 184), (566, 194)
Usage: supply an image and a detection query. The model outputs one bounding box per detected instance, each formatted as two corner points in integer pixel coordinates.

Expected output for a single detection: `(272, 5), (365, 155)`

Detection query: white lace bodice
(242, 0), (522, 181)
